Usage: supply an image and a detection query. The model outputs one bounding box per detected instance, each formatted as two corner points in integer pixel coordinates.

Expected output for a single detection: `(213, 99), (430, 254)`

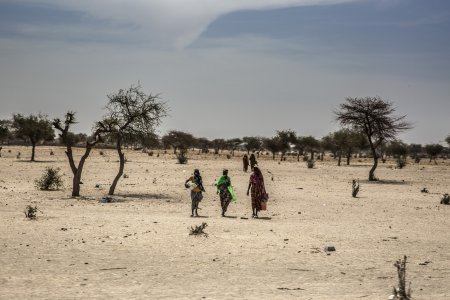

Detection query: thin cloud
(9, 0), (362, 47)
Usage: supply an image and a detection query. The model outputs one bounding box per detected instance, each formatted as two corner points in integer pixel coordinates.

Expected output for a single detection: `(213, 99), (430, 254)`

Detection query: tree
(195, 137), (210, 154)
(161, 130), (195, 154)
(276, 130), (296, 160)
(12, 114), (54, 161)
(225, 138), (242, 156)
(335, 96), (411, 181)
(263, 137), (281, 160)
(0, 120), (12, 147)
(242, 136), (262, 154)
(408, 143), (422, 161)
(446, 135), (450, 147)
(53, 112), (104, 197)
(211, 138), (226, 154)
(386, 141), (408, 159)
(100, 84), (168, 196)
(425, 144), (443, 164)
(297, 136), (320, 160)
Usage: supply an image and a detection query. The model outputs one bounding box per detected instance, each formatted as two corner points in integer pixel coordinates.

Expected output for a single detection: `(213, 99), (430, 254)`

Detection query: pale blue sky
(1, 0), (449, 144)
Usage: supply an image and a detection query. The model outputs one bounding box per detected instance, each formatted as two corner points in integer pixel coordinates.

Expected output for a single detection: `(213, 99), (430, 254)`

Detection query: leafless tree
(335, 96), (411, 181)
(100, 83), (168, 196)
(53, 112), (104, 197)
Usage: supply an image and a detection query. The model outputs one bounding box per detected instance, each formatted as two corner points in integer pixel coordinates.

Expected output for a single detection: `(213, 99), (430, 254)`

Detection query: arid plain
(1, 146), (449, 299)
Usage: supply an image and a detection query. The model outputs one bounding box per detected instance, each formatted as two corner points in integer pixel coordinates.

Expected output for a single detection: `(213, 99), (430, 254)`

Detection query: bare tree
(100, 84), (168, 196)
(53, 112), (104, 197)
(335, 96), (411, 181)
(12, 114), (54, 161)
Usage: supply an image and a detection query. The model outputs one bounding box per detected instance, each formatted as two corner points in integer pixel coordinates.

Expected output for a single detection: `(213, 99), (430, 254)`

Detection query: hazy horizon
(1, 0), (449, 145)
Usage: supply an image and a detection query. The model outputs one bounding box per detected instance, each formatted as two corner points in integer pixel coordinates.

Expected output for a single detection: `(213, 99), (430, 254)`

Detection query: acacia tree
(100, 84), (168, 196)
(408, 143), (422, 161)
(211, 138), (226, 154)
(242, 136), (262, 154)
(225, 138), (242, 156)
(195, 137), (210, 154)
(297, 136), (320, 160)
(0, 119), (11, 144)
(263, 136), (281, 160)
(425, 144), (443, 164)
(276, 130), (296, 160)
(53, 112), (104, 197)
(446, 135), (450, 147)
(12, 114), (54, 161)
(335, 96), (411, 181)
(161, 130), (195, 154)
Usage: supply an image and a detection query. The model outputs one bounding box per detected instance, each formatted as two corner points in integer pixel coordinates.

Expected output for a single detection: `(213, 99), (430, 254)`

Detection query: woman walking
(247, 166), (268, 218)
(185, 169), (205, 217)
(216, 169), (235, 217)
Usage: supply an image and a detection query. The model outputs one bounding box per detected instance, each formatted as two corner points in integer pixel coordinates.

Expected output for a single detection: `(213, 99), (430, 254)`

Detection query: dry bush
(189, 222), (208, 237)
(35, 167), (63, 190)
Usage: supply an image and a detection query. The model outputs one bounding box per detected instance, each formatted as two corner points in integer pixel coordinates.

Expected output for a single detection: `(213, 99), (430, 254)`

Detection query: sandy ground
(0, 146), (449, 300)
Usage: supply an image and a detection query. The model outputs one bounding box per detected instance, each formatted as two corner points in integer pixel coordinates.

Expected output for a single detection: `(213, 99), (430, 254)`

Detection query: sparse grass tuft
(189, 222), (208, 237)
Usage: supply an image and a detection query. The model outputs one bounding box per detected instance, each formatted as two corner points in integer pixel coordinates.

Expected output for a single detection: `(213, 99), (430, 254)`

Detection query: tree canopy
(335, 96), (411, 180)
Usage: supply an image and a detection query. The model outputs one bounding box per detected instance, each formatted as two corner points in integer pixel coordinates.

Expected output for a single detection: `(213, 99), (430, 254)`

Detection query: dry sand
(0, 146), (449, 299)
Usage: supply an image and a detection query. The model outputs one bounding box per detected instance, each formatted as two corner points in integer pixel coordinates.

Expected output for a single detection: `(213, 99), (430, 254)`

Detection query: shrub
(189, 222), (208, 236)
(306, 159), (315, 169)
(16, 152), (21, 159)
(302, 156), (309, 162)
(226, 154), (231, 159)
(148, 151), (154, 156)
(50, 150), (54, 156)
(414, 157), (421, 163)
(99, 150), (104, 156)
(177, 149), (188, 164)
(24, 205), (40, 219)
(441, 193), (450, 205)
(35, 167), (63, 190)
(396, 158), (407, 169)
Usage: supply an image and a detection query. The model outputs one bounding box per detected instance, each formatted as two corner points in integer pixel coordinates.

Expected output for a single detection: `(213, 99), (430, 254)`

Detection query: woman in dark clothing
(243, 154), (249, 172)
(247, 166), (268, 218)
(185, 169), (205, 217)
(249, 153), (257, 171)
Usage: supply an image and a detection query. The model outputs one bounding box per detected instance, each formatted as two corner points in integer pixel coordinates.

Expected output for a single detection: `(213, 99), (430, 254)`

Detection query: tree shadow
(362, 179), (408, 185)
(222, 215), (237, 219)
(255, 216), (272, 220)
(114, 193), (172, 201)
(17, 160), (58, 163)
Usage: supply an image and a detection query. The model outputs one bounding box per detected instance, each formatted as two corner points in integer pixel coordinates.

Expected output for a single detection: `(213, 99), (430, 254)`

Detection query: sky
(1, 0), (449, 144)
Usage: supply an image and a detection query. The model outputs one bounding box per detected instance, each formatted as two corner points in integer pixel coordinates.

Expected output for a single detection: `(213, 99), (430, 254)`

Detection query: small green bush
(35, 167), (63, 190)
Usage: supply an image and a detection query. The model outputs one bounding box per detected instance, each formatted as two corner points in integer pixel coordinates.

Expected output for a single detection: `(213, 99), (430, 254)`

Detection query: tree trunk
(346, 152), (351, 165)
(310, 150), (314, 160)
(369, 149), (378, 181)
(31, 141), (36, 161)
(338, 152), (342, 166)
(109, 144), (125, 195)
(71, 146), (93, 197)
(272, 152), (276, 160)
(297, 153), (300, 162)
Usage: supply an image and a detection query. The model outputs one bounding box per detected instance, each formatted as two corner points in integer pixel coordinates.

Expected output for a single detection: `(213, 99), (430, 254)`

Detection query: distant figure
(243, 154), (249, 172)
(247, 166), (268, 218)
(249, 153), (257, 171)
(185, 169), (205, 217)
(216, 169), (235, 217)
